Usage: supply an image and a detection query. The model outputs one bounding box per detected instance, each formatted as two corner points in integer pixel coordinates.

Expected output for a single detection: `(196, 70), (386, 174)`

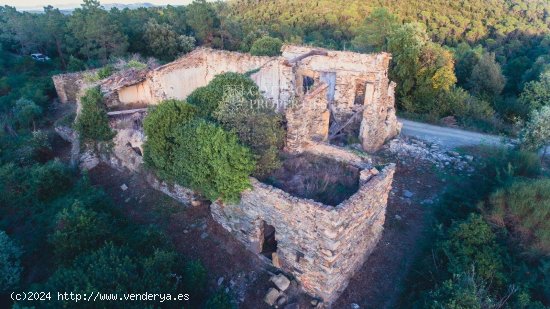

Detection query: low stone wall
(211, 164), (395, 304)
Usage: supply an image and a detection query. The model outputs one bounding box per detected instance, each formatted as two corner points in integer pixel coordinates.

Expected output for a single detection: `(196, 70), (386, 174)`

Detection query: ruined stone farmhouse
(52, 45), (400, 305)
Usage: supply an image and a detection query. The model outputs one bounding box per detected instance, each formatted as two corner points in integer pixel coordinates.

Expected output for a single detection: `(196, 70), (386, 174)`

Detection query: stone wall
(211, 163), (395, 304)
(52, 71), (94, 104)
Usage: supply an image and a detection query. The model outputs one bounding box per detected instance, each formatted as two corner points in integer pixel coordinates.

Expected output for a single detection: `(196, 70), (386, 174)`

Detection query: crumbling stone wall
(211, 163), (395, 304)
(52, 71), (94, 104)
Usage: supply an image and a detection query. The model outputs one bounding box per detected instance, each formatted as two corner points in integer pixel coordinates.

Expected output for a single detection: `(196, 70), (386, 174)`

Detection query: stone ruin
(52, 45), (400, 305)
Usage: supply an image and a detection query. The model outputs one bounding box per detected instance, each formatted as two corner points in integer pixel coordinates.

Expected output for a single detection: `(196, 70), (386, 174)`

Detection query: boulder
(265, 288), (281, 306)
(271, 274), (291, 292)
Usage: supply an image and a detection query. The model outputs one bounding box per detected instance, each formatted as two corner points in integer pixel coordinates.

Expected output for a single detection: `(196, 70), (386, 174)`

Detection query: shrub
(428, 269), (497, 309)
(96, 65), (114, 79)
(183, 260), (207, 296)
(125, 59), (147, 70)
(13, 98), (42, 129)
(74, 87), (114, 141)
(439, 214), (507, 285)
(249, 36), (283, 56)
(214, 93), (285, 177)
(49, 201), (111, 262)
(143, 100), (198, 177)
(186, 72), (260, 118)
(67, 55), (86, 72)
(30, 160), (73, 201)
(205, 290), (234, 309)
(170, 119), (255, 203)
(520, 106), (550, 155)
(486, 179), (550, 255)
(0, 231), (22, 293)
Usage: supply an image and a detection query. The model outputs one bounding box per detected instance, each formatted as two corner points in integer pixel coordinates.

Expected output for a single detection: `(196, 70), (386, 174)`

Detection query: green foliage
(183, 259), (207, 296)
(67, 55), (86, 72)
(30, 159), (73, 201)
(467, 52), (505, 101)
(440, 214), (507, 285)
(185, 0), (219, 44)
(205, 290), (235, 309)
(13, 98), (42, 129)
(49, 201), (111, 262)
(143, 99), (198, 177)
(186, 72), (260, 118)
(74, 87), (114, 141)
(249, 36), (283, 56)
(0, 230), (22, 293)
(486, 179), (550, 255)
(125, 59), (147, 70)
(66, 0), (128, 63)
(520, 106), (550, 153)
(170, 119), (255, 203)
(214, 91), (285, 178)
(519, 71), (550, 114)
(428, 270), (497, 309)
(96, 65), (113, 79)
(143, 19), (195, 61)
(352, 8), (399, 52)
(388, 23), (457, 113)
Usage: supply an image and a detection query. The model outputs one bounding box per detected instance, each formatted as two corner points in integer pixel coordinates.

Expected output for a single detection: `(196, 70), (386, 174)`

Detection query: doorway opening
(260, 221), (278, 260)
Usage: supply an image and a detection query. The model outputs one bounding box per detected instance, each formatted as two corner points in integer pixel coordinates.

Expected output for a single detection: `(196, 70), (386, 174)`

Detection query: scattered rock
(403, 190), (414, 198)
(276, 295), (288, 307)
(394, 214), (402, 220)
(217, 277), (224, 286)
(120, 184), (128, 191)
(271, 274), (291, 292)
(351, 304), (360, 309)
(264, 288), (281, 306)
(464, 155), (474, 161)
(310, 299), (319, 306)
(191, 199), (201, 207)
(200, 232), (208, 239)
(124, 197), (131, 203)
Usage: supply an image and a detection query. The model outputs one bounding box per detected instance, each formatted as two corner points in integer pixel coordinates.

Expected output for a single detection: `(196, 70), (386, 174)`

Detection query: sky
(1, 0), (194, 10)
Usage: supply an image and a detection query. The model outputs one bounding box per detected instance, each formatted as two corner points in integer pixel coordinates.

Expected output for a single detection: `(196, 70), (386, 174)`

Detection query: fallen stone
(120, 184), (128, 191)
(217, 277), (224, 286)
(191, 200), (201, 207)
(351, 304), (360, 309)
(271, 274), (291, 292)
(395, 214), (402, 220)
(403, 190), (414, 198)
(464, 155), (474, 161)
(311, 299), (319, 306)
(265, 288), (281, 306)
(276, 295), (288, 307)
(200, 232), (208, 239)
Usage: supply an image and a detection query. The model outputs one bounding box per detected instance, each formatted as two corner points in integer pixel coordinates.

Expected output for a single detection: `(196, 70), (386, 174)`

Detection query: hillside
(231, 0), (550, 45)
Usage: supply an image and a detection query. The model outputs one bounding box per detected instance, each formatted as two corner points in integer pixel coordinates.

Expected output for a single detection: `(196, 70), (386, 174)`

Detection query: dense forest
(0, 0), (549, 308)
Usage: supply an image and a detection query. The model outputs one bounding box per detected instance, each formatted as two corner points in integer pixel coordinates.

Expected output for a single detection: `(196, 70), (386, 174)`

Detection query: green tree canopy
(467, 52), (505, 101)
(170, 119), (255, 203)
(143, 19), (195, 61)
(143, 99), (198, 178)
(67, 0), (128, 63)
(352, 8), (399, 52)
(249, 36), (283, 56)
(519, 70), (550, 113)
(74, 87), (114, 141)
(0, 230), (22, 293)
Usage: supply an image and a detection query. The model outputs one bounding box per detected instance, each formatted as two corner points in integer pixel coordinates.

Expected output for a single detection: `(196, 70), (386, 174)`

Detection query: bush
(486, 179), (550, 255)
(214, 93), (285, 177)
(49, 201), (111, 262)
(170, 119), (255, 203)
(13, 98), (42, 129)
(186, 72), (260, 118)
(183, 260), (207, 296)
(143, 100), (198, 177)
(249, 36), (283, 56)
(30, 160), (73, 201)
(74, 87), (114, 141)
(96, 65), (114, 79)
(0, 231), (22, 293)
(205, 290), (234, 309)
(440, 214), (507, 285)
(67, 55), (86, 72)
